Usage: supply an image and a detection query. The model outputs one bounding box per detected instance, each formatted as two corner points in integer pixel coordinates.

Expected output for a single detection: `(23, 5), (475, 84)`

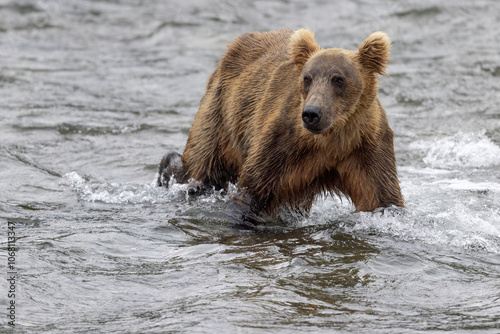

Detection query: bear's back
(219, 30), (294, 80)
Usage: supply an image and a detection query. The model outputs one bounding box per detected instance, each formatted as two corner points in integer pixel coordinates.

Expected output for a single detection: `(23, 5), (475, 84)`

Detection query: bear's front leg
(157, 152), (208, 195)
(336, 137), (405, 211)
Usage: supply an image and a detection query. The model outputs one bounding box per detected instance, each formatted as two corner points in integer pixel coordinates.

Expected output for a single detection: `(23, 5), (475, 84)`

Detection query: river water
(1, 0), (499, 333)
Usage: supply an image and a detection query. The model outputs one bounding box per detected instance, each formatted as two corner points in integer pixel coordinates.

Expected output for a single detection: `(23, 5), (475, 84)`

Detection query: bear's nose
(302, 105), (322, 125)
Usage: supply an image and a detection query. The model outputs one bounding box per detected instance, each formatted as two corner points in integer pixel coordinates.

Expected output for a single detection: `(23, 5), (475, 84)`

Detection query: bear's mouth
(303, 122), (327, 135)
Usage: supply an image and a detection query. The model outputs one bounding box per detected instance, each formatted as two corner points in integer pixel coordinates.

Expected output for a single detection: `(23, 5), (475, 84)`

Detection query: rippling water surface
(1, 0), (500, 333)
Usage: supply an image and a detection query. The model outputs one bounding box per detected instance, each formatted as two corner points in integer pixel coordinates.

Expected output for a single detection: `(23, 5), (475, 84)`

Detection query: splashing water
(63, 170), (500, 254)
(423, 131), (500, 169)
(62, 171), (187, 204)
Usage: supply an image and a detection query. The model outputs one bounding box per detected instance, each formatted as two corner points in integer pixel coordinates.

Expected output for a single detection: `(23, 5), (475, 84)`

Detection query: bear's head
(290, 29), (391, 135)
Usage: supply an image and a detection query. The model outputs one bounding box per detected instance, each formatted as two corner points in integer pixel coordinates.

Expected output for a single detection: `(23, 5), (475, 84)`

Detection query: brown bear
(158, 29), (405, 217)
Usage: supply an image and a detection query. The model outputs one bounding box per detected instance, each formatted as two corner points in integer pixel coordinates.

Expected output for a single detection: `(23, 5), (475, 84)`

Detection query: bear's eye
(331, 76), (347, 93)
(303, 75), (312, 92)
(331, 76), (344, 87)
(303, 76), (312, 86)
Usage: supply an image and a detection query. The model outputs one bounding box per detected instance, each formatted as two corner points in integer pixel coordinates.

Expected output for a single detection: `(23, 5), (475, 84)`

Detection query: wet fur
(159, 29), (404, 215)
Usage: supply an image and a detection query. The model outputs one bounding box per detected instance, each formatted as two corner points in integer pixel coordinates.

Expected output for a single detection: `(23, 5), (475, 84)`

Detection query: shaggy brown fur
(159, 29), (405, 215)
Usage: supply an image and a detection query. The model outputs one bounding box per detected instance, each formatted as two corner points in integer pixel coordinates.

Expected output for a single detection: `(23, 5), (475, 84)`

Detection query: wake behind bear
(158, 29), (405, 221)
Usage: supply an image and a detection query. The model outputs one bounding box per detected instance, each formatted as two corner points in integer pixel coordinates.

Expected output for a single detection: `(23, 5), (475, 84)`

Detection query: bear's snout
(302, 105), (323, 132)
(302, 105), (322, 125)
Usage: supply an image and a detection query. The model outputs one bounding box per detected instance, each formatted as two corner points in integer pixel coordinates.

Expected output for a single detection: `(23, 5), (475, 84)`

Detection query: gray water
(1, 0), (500, 333)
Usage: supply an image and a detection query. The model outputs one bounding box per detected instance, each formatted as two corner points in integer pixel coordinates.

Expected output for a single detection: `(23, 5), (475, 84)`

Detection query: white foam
(62, 172), (500, 253)
(62, 171), (189, 204)
(423, 131), (500, 169)
(308, 196), (500, 254)
(398, 166), (452, 175)
(433, 179), (500, 193)
(62, 171), (242, 206)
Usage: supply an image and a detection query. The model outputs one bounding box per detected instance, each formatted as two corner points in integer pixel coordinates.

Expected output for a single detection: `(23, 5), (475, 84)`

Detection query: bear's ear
(357, 31), (391, 76)
(289, 29), (320, 72)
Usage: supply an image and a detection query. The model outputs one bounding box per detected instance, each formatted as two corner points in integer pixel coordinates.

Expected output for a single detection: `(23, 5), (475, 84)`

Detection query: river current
(1, 0), (499, 333)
